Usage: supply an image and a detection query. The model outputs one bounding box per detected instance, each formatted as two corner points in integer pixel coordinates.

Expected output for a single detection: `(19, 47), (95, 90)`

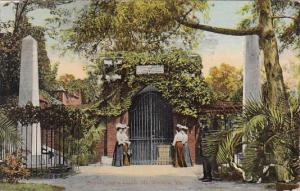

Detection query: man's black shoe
(198, 177), (206, 181)
(212, 177), (222, 181)
(201, 178), (212, 182)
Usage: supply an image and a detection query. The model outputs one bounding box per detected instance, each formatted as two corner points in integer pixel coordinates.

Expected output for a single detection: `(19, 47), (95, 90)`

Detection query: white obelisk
(18, 35), (41, 157)
(242, 35), (261, 153)
(243, 35), (261, 104)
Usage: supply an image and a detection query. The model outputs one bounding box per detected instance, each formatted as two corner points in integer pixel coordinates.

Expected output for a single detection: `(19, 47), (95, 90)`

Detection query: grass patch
(0, 182), (65, 191)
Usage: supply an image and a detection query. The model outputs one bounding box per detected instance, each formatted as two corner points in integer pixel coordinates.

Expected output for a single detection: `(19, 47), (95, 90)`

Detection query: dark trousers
(202, 156), (212, 179)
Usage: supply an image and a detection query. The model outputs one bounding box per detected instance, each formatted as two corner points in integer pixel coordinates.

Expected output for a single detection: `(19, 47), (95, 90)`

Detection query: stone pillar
(18, 35), (41, 156)
(242, 35), (261, 153)
(243, 35), (261, 104)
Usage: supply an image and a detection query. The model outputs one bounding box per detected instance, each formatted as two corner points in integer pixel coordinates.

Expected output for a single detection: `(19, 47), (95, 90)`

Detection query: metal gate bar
(129, 90), (173, 165)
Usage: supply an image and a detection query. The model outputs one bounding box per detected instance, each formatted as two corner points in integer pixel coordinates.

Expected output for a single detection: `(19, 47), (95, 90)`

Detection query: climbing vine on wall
(5, 103), (104, 165)
(89, 49), (215, 119)
(7, 104), (80, 127)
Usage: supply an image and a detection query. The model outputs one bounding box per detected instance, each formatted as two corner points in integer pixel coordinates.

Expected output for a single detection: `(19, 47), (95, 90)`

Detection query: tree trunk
(175, 0), (288, 107)
(258, 0), (287, 107)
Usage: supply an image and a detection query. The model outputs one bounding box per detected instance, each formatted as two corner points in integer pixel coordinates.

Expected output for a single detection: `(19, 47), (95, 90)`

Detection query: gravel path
(26, 165), (275, 191)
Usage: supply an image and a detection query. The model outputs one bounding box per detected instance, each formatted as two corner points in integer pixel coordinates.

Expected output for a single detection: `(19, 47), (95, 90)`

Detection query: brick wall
(99, 112), (198, 164)
(95, 112), (129, 161)
(106, 117), (117, 157)
(188, 126), (196, 163)
(94, 133), (105, 162)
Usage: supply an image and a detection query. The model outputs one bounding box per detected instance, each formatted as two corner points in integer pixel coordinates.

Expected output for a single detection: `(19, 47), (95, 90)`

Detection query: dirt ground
(26, 165), (299, 191)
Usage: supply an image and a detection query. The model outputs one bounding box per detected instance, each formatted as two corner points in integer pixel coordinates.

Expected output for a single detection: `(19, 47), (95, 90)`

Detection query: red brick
(102, 112), (198, 164)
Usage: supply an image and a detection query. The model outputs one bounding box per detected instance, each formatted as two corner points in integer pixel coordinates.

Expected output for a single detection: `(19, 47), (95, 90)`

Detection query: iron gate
(129, 88), (173, 165)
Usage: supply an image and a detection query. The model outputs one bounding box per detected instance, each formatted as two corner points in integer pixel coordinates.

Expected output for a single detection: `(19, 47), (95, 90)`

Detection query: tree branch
(272, 15), (297, 20)
(13, 3), (19, 33)
(176, 17), (260, 36)
(13, 0), (29, 34)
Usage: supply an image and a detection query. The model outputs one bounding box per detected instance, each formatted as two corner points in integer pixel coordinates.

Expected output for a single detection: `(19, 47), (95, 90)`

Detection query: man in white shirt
(172, 126), (184, 146)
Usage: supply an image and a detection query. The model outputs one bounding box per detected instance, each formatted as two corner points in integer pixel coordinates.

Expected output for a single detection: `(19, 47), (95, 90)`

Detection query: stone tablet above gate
(136, 65), (164, 75)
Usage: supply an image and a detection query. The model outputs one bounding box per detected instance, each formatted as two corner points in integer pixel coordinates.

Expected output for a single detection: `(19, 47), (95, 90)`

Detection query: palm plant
(0, 110), (20, 157)
(203, 96), (300, 182)
(202, 117), (245, 179)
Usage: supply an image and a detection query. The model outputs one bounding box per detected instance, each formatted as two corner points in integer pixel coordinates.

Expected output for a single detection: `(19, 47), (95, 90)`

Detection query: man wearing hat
(199, 125), (212, 182)
(112, 123), (125, 167)
(181, 125), (193, 167)
(172, 124), (186, 167)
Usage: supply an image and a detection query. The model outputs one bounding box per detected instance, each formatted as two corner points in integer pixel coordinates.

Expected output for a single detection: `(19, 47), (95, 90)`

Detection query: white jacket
(117, 131), (124, 145)
(172, 131), (184, 146)
(182, 131), (188, 145)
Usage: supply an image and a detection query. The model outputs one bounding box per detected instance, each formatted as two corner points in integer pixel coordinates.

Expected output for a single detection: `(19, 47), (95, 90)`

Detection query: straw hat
(116, 123), (125, 129)
(176, 124), (183, 129)
(181, 125), (188, 130)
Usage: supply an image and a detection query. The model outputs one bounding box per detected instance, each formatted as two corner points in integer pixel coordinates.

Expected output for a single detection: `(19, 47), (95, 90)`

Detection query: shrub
(203, 96), (300, 182)
(0, 151), (30, 183)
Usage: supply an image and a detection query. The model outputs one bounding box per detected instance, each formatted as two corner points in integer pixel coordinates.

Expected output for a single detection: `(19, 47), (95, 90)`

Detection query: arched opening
(129, 86), (173, 165)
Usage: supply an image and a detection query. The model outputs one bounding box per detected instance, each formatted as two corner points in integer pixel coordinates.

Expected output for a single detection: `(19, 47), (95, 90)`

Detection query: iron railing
(0, 110), (81, 177)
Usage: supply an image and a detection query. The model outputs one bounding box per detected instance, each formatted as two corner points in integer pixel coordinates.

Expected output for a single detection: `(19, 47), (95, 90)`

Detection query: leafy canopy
(238, 0), (300, 53)
(0, 19), (58, 97)
(58, 74), (100, 104)
(206, 63), (243, 101)
(52, 0), (209, 56)
(0, 1), (62, 98)
(88, 49), (214, 119)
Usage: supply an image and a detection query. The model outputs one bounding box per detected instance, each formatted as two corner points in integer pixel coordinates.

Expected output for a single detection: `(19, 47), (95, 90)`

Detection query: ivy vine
(89, 49), (215, 119)
(7, 103), (81, 128)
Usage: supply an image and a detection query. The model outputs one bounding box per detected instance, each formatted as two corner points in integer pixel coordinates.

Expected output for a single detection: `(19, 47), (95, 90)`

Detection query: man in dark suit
(198, 125), (212, 182)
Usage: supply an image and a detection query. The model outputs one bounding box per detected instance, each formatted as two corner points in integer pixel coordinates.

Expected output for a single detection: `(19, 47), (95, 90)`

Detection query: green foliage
(203, 115), (243, 165)
(203, 96), (300, 182)
(0, 151), (30, 184)
(51, 0), (209, 55)
(7, 104), (105, 165)
(237, 1), (300, 53)
(0, 0), (75, 97)
(8, 104), (68, 126)
(58, 74), (100, 104)
(0, 109), (19, 147)
(0, 18), (58, 97)
(39, 90), (61, 105)
(271, 1), (300, 53)
(0, 183), (65, 191)
(88, 49), (214, 119)
(206, 63), (243, 101)
(69, 124), (104, 165)
(241, 97), (299, 182)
